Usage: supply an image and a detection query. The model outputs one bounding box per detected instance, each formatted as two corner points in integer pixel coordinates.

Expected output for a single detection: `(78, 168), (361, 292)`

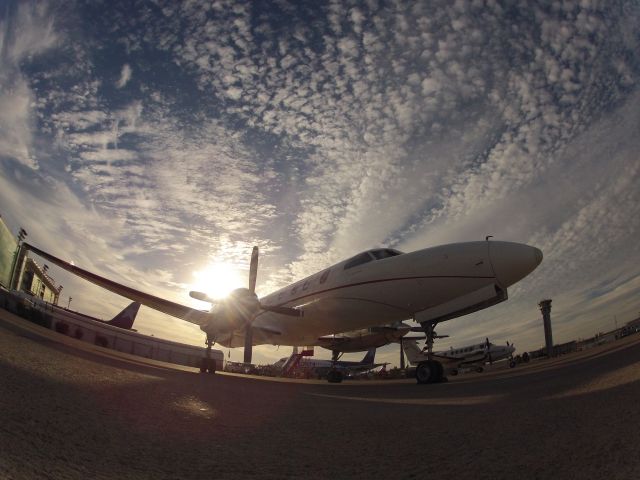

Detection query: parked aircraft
(275, 348), (384, 381)
(315, 321), (424, 352)
(23, 239), (541, 383)
(403, 338), (516, 375)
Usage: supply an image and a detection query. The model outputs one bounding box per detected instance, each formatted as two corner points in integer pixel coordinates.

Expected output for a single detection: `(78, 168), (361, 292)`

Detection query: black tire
(434, 361), (444, 381)
(450, 369), (459, 376)
(327, 370), (343, 383)
(200, 358), (208, 373)
(509, 360), (516, 368)
(207, 359), (217, 374)
(416, 361), (433, 384)
(476, 366), (484, 373)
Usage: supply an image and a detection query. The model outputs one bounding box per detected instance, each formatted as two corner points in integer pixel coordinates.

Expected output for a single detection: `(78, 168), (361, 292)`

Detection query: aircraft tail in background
(104, 302), (141, 330)
(360, 348), (376, 364)
(402, 340), (427, 365)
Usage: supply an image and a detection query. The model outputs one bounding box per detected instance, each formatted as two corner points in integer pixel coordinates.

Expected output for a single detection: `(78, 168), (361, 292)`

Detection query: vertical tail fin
(402, 340), (426, 365)
(361, 348), (376, 364)
(105, 302), (140, 329)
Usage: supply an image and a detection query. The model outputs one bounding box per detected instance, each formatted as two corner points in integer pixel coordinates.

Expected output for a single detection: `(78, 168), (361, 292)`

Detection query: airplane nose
(489, 242), (543, 288)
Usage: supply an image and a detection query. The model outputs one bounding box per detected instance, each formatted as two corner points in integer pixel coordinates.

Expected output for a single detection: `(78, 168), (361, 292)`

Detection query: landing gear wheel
(327, 370), (343, 383)
(416, 360), (444, 384)
(450, 369), (459, 376)
(207, 358), (217, 374)
(434, 360), (444, 380)
(476, 366), (484, 373)
(200, 358), (216, 374)
(509, 360), (516, 368)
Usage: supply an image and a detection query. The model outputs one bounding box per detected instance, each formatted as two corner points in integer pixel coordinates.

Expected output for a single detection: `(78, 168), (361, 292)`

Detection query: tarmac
(1, 306), (640, 479)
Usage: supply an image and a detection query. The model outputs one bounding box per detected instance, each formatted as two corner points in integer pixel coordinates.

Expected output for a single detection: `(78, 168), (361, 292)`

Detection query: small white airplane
(315, 321), (418, 352)
(274, 348), (385, 381)
(403, 338), (516, 375)
(23, 238), (542, 383)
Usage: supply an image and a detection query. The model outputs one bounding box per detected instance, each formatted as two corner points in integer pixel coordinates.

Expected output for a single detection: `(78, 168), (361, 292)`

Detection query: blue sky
(1, 0), (639, 366)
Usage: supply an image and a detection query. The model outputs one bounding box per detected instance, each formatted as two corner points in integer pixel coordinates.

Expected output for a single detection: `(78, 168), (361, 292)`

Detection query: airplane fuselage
(216, 241), (541, 348)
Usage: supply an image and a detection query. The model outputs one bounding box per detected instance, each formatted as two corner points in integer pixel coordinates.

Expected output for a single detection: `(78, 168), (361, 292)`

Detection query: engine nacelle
(200, 288), (261, 337)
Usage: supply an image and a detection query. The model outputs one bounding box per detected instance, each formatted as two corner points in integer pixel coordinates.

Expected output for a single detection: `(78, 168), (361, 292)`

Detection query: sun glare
(190, 262), (246, 301)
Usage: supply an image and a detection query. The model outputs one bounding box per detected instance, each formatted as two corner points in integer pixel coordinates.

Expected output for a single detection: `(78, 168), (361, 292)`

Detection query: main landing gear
(327, 350), (344, 383)
(416, 360), (444, 384)
(200, 335), (217, 374)
(415, 321), (446, 385)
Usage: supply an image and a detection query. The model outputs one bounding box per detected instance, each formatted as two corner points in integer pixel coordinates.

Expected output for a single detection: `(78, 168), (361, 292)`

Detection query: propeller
(399, 338), (406, 370)
(244, 246), (259, 364)
(485, 337), (493, 365)
(190, 246), (303, 365)
(410, 325), (449, 339)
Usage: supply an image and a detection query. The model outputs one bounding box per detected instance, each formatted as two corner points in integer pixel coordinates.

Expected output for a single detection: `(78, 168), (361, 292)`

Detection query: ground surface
(1, 308), (640, 480)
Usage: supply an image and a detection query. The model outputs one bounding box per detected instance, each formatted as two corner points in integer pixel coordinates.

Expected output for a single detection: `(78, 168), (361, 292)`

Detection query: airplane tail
(361, 348), (376, 364)
(402, 340), (426, 365)
(104, 302), (140, 329)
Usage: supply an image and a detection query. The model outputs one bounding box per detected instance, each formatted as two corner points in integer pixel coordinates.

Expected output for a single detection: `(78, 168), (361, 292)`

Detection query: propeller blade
(189, 291), (215, 303)
(486, 337), (493, 364)
(261, 304), (303, 317)
(244, 326), (253, 364)
(248, 246), (259, 293)
(409, 326), (426, 332)
(400, 339), (405, 370)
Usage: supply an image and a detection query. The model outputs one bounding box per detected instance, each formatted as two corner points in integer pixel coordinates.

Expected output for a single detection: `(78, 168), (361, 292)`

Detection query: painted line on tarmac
(307, 392), (502, 406)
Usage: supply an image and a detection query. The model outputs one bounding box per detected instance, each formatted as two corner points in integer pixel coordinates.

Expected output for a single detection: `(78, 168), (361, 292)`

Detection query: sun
(190, 262), (246, 301)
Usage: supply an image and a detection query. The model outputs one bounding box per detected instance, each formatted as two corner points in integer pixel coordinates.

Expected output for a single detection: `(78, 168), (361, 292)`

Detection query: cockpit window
(344, 252), (375, 270)
(370, 249), (403, 260)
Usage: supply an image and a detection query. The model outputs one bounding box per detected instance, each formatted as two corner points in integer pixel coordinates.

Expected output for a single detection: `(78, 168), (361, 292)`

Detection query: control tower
(539, 299), (553, 357)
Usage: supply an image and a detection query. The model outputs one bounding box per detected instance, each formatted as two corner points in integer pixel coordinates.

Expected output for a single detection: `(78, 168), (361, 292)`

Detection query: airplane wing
(23, 243), (212, 326)
(338, 361), (387, 372)
(315, 335), (350, 349)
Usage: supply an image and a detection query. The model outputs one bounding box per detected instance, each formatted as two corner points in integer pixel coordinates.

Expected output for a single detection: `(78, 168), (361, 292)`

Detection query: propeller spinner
(190, 246), (302, 364)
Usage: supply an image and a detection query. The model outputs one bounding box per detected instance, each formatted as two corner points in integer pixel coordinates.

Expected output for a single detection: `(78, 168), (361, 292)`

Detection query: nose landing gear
(415, 321), (446, 384)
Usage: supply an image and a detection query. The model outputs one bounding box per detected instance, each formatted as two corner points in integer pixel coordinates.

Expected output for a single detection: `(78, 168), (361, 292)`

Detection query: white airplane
(23, 239), (542, 383)
(315, 321), (418, 352)
(403, 338), (516, 375)
(274, 348), (385, 381)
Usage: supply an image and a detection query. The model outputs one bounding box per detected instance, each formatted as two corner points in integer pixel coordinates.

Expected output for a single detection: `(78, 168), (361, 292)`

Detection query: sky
(0, 0), (639, 367)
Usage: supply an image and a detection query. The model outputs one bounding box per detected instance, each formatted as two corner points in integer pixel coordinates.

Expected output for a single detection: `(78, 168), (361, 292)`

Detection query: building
(0, 289), (224, 371)
(19, 257), (62, 304)
(0, 216), (17, 288)
(0, 215), (62, 304)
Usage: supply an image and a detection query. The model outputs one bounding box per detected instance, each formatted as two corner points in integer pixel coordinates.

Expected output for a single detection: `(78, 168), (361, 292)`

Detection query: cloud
(115, 63), (132, 88)
(0, 2), (59, 169)
(79, 149), (138, 162)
